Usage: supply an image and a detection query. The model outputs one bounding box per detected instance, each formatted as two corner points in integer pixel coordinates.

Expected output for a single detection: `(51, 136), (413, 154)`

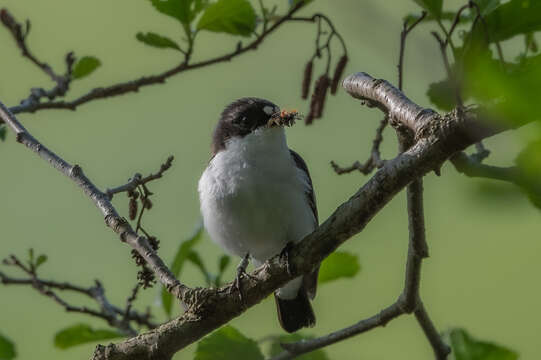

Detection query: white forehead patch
(263, 106), (275, 115)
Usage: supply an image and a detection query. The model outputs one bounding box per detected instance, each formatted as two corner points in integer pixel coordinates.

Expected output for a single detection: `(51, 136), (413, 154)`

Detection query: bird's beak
(267, 109), (300, 128)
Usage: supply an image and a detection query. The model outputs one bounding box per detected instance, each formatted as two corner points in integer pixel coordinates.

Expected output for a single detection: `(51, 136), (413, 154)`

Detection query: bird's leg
(229, 253), (256, 302)
(279, 241), (295, 276)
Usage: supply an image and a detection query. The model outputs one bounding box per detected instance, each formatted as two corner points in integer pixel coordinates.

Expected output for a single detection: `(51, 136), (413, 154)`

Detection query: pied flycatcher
(198, 97), (318, 333)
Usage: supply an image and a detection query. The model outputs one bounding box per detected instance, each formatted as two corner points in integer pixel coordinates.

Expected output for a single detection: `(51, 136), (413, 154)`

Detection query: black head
(211, 97), (280, 155)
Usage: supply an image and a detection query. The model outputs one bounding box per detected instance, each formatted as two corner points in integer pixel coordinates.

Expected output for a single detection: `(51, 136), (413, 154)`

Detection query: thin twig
(0, 9), (74, 111)
(106, 156), (174, 199)
(398, 11), (426, 90)
(4, 2), (309, 117)
(0, 255), (157, 333)
(432, 32), (464, 111)
(0, 101), (190, 304)
(330, 115), (387, 175)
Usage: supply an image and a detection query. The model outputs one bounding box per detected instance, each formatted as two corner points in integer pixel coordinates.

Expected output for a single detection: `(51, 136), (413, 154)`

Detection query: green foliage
(71, 56), (101, 80)
(318, 251), (360, 284)
(515, 139), (541, 209)
(194, 326), (264, 360)
(268, 333), (328, 360)
(290, 0), (314, 7)
(0, 125), (6, 142)
(186, 250), (212, 284)
(53, 324), (123, 349)
(35, 254), (47, 269)
(197, 0), (256, 36)
(149, 0), (208, 26)
(26, 249), (48, 270)
(412, 0), (443, 19)
(161, 223), (203, 317)
(447, 328), (518, 360)
(426, 78), (458, 111)
(474, 0), (501, 16)
(0, 332), (16, 360)
(214, 254), (231, 285)
(478, 0), (541, 42)
(136, 32), (182, 51)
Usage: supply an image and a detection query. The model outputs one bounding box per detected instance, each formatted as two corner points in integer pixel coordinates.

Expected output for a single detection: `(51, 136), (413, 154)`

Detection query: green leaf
(0, 125), (6, 142)
(0, 332), (16, 360)
(427, 78), (458, 111)
(149, 0), (208, 25)
(35, 254), (48, 269)
(187, 250), (212, 285)
(27, 248), (34, 264)
(290, 0), (314, 7)
(412, 0), (443, 19)
(218, 255), (230, 273)
(479, 0), (541, 42)
(53, 324), (123, 350)
(136, 32), (182, 51)
(515, 139), (541, 209)
(197, 0), (256, 37)
(214, 254), (231, 286)
(71, 56), (101, 80)
(268, 333), (328, 360)
(318, 251), (360, 284)
(194, 326), (264, 360)
(474, 0), (501, 16)
(447, 328), (518, 360)
(161, 222), (204, 317)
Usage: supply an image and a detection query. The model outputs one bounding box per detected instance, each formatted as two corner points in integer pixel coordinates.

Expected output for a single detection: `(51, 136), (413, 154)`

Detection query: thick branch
(2, 70), (533, 359)
(87, 71), (533, 359)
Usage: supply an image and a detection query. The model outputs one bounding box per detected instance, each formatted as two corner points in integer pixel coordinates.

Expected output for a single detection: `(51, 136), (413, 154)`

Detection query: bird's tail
(274, 287), (315, 333)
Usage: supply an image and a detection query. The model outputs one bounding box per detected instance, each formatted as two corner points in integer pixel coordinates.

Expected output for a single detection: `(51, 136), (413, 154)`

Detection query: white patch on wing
(198, 127), (316, 300)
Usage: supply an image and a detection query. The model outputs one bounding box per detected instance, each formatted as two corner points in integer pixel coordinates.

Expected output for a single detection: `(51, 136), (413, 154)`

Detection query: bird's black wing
(289, 149), (319, 300)
(289, 149), (318, 224)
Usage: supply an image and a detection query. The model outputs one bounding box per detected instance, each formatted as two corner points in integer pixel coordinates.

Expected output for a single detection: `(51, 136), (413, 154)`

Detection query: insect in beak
(267, 109), (301, 128)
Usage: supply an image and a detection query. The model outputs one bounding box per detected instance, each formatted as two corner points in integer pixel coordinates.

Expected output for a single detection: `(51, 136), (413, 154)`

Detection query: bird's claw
(229, 253), (256, 303)
(280, 242), (295, 276)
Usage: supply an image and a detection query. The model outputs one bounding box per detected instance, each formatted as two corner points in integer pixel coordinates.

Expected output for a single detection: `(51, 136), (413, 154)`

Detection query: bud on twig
(301, 60), (313, 99)
(331, 55), (348, 95)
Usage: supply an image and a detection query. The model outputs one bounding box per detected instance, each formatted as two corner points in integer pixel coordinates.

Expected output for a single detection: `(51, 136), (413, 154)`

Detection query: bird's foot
(229, 253), (256, 303)
(279, 242), (295, 276)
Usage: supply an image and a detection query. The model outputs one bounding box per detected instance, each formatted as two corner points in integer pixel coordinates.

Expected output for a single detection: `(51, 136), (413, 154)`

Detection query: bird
(198, 97), (319, 333)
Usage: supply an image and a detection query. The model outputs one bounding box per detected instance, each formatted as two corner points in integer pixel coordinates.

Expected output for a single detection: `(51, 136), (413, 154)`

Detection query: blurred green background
(1, 0), (540, 359)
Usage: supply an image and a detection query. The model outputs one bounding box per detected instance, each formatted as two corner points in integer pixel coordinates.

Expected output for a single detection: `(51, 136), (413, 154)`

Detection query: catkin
(129, 197), (138, 220)
(301, 60), (313, 99)
(313, 75), (330, 118)
(331, 55), (348, 95)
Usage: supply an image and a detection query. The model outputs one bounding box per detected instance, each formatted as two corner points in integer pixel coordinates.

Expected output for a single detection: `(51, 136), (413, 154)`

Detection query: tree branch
(0, 255), (157, 333)
(106, 156), (174, 199)
(1, 70), (533, 359)
(0, 101), (190, 304)
(4, 2), (308, 117)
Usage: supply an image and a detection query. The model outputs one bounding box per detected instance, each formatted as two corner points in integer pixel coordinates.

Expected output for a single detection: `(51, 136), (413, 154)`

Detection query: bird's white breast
(198, 127), (316, 267)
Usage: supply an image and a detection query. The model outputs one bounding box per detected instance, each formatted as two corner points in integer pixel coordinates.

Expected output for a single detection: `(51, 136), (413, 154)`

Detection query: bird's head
(211, 97), (300, 155)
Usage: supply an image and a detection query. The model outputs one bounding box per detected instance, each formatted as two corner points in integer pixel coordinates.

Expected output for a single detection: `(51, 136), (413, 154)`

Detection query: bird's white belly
(198, 129), (315, 265)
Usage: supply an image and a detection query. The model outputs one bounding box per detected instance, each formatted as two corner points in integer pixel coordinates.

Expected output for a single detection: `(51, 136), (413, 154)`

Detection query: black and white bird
(198, 97), (319, 333)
